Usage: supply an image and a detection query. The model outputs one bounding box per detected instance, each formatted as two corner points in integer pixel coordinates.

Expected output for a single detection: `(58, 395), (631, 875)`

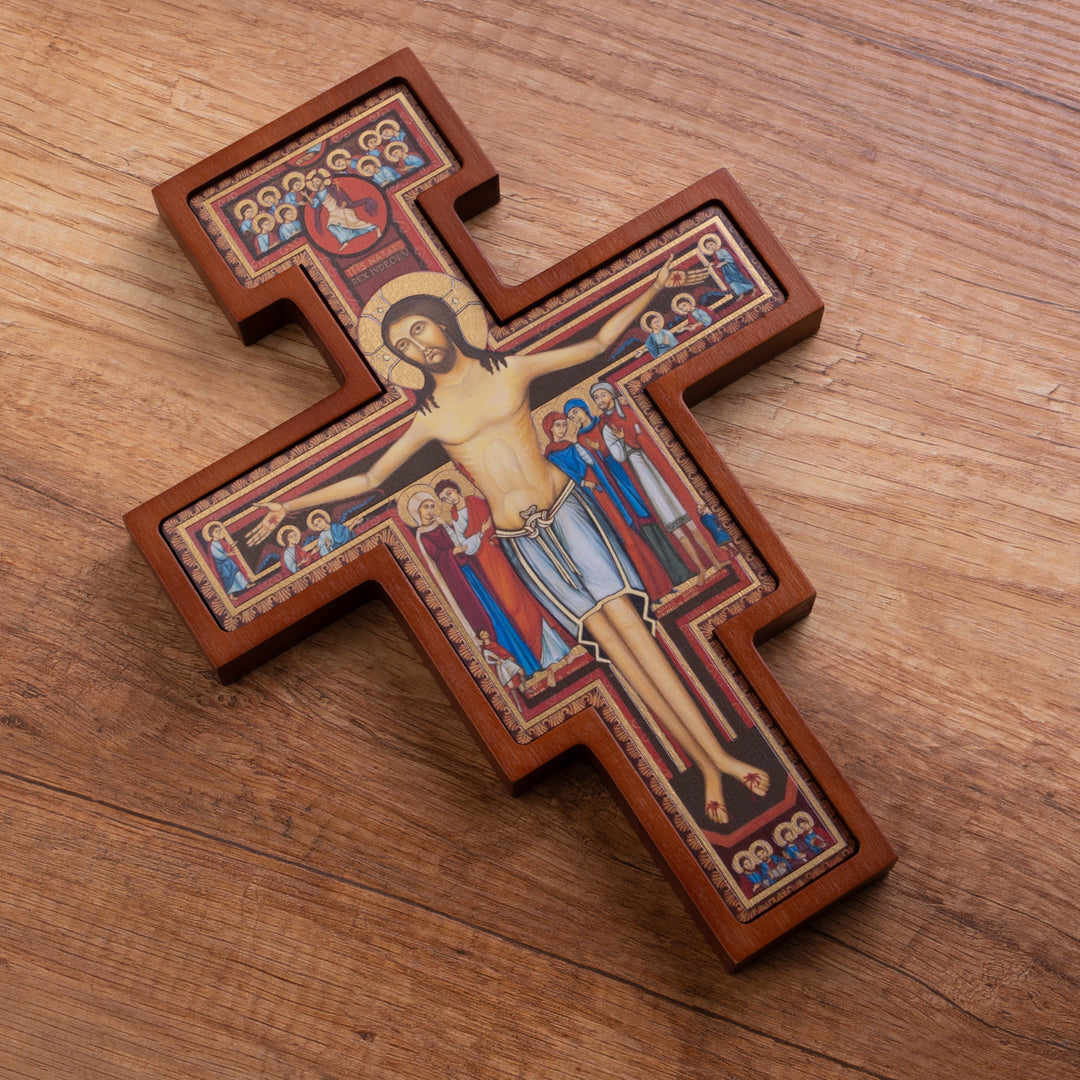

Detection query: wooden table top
(2, 1), (1077, 1077)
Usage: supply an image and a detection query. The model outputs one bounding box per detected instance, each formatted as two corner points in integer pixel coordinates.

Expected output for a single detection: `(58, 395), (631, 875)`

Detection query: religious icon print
(157, 75), (857, 923)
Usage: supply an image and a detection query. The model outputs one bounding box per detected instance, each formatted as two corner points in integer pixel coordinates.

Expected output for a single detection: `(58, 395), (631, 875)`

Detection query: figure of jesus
(247, 261), (769, 824)
(305, 170), (379, 248)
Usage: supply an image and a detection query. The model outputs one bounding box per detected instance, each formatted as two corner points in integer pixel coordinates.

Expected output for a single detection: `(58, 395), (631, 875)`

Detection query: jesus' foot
(711, 753), (771, 799)
(703, 771), (729, 825)
(739, 768), (770, 797)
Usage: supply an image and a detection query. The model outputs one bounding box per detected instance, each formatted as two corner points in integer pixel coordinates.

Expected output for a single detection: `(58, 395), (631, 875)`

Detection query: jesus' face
(387, 315), (458, 375)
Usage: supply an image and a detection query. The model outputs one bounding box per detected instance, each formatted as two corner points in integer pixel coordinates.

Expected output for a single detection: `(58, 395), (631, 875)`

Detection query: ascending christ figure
(247, 261), (769, 824)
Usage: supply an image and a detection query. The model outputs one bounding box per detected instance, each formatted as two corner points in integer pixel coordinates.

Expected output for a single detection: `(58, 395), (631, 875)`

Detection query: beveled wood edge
(265, 547), (896, 972)
(582, 725), (896, 971)
(370, 548), (897, 973)
(151, 50), (498, 372)
(127, 49), (895, 967)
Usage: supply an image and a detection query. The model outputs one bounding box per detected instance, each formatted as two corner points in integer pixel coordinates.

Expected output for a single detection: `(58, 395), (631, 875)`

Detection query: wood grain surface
(1, 1), (1077, 1077)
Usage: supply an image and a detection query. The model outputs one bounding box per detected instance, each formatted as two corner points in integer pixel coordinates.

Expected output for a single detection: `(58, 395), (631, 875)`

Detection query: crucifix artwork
(126, 50), (895, 970)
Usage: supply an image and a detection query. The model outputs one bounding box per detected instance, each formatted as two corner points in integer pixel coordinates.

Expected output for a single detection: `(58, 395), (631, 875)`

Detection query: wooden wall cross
(126, 49), (895, 970)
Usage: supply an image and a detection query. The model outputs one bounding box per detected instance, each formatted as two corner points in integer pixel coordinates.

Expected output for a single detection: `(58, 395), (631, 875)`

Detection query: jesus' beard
(406, 349), (456, 377)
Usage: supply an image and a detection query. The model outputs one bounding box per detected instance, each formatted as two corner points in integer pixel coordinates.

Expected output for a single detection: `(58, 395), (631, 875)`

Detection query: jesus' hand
(246, 501), (287, 545)
(653, 255), (676, 291)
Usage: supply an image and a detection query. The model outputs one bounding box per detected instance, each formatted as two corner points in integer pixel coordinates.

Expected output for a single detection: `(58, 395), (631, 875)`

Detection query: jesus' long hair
(381, 294), (508, 413)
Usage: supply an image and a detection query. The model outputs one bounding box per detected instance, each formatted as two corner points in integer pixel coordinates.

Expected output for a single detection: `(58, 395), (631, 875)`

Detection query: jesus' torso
(413, 355), (566, 531)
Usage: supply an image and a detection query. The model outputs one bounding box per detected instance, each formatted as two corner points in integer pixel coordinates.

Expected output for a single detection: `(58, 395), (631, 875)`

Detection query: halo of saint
(326, 148), (353, 172)
(397, 482), (439, 527)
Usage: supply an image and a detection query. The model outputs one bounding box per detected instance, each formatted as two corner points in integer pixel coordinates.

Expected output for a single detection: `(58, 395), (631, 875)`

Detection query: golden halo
(326, 148), (352, 172)
(383, 141), (407, 162)
(274, 203), (297, 223)
(305, 509), (331, 531)
(376, 118), (400, 137)
(305, 167), (331, 184)
(356, 154), (380, 174)
(748, 838), (773, 861)
(792, 811), (814, 833)
(773, 821), (796, 847)
(358, 128), (381, 150)
(253, 213), (275, 232)
(282, 170), (305, 192)
(639, 310), (664, 333)
(357, 271), (488, 391)
(257, 185), (281, 207)
(671, 291), (696, 311)
(696, 234), (723, 257)
(731, 850), (755, 873)
(276, 524), (301, 547)
(233, 199), (257, 221)
(397, 483), (439, 528)
(201, 521), (225, 542)
(430, 468), (477, 501)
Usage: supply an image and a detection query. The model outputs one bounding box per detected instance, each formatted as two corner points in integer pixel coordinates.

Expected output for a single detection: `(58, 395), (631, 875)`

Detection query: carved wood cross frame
(126, 49), (895, 970)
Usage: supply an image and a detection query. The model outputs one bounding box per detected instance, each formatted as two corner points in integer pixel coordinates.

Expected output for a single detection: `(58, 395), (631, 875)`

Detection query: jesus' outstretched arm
(516, 257), (675, 376)
(245, 416), (433, 544)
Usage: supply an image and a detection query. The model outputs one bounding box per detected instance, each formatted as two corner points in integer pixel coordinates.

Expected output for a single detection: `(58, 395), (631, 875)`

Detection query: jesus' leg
(604, 595), (770, 797)
(583, 596), (769, 823)
(583, 604), (730, 822)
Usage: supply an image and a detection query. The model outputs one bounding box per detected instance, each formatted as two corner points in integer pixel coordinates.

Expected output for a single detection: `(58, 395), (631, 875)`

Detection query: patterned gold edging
(167, 201), (786, 628)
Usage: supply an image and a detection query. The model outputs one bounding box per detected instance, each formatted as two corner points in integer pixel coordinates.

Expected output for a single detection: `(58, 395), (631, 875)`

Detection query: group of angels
(230, 116), (425, 256)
